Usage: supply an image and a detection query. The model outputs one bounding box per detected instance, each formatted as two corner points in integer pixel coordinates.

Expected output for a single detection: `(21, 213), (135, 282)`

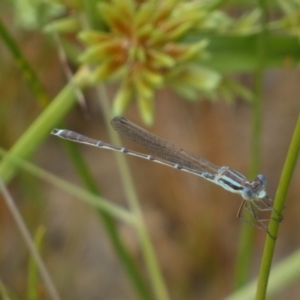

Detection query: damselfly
(51, 117), (282, 238)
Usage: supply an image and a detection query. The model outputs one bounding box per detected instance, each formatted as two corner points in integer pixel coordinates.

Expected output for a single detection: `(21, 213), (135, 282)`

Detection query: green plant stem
(234, 0), (268, 288)
(97, 85), (169, 300)
(255, 113), (300, 299)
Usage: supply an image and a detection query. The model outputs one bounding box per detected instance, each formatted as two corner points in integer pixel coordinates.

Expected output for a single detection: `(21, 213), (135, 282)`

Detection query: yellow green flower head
(78, 0), (217, 124)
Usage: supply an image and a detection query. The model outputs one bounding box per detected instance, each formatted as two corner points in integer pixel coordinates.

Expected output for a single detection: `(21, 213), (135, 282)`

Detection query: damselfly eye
(257, 174), (267, 186)
(242, 187), (255, 200)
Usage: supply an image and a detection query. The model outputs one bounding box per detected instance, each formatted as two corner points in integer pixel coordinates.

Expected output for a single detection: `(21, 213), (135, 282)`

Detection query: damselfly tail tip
(51, 129), (60, 136)
(111, 116), (128, 125)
